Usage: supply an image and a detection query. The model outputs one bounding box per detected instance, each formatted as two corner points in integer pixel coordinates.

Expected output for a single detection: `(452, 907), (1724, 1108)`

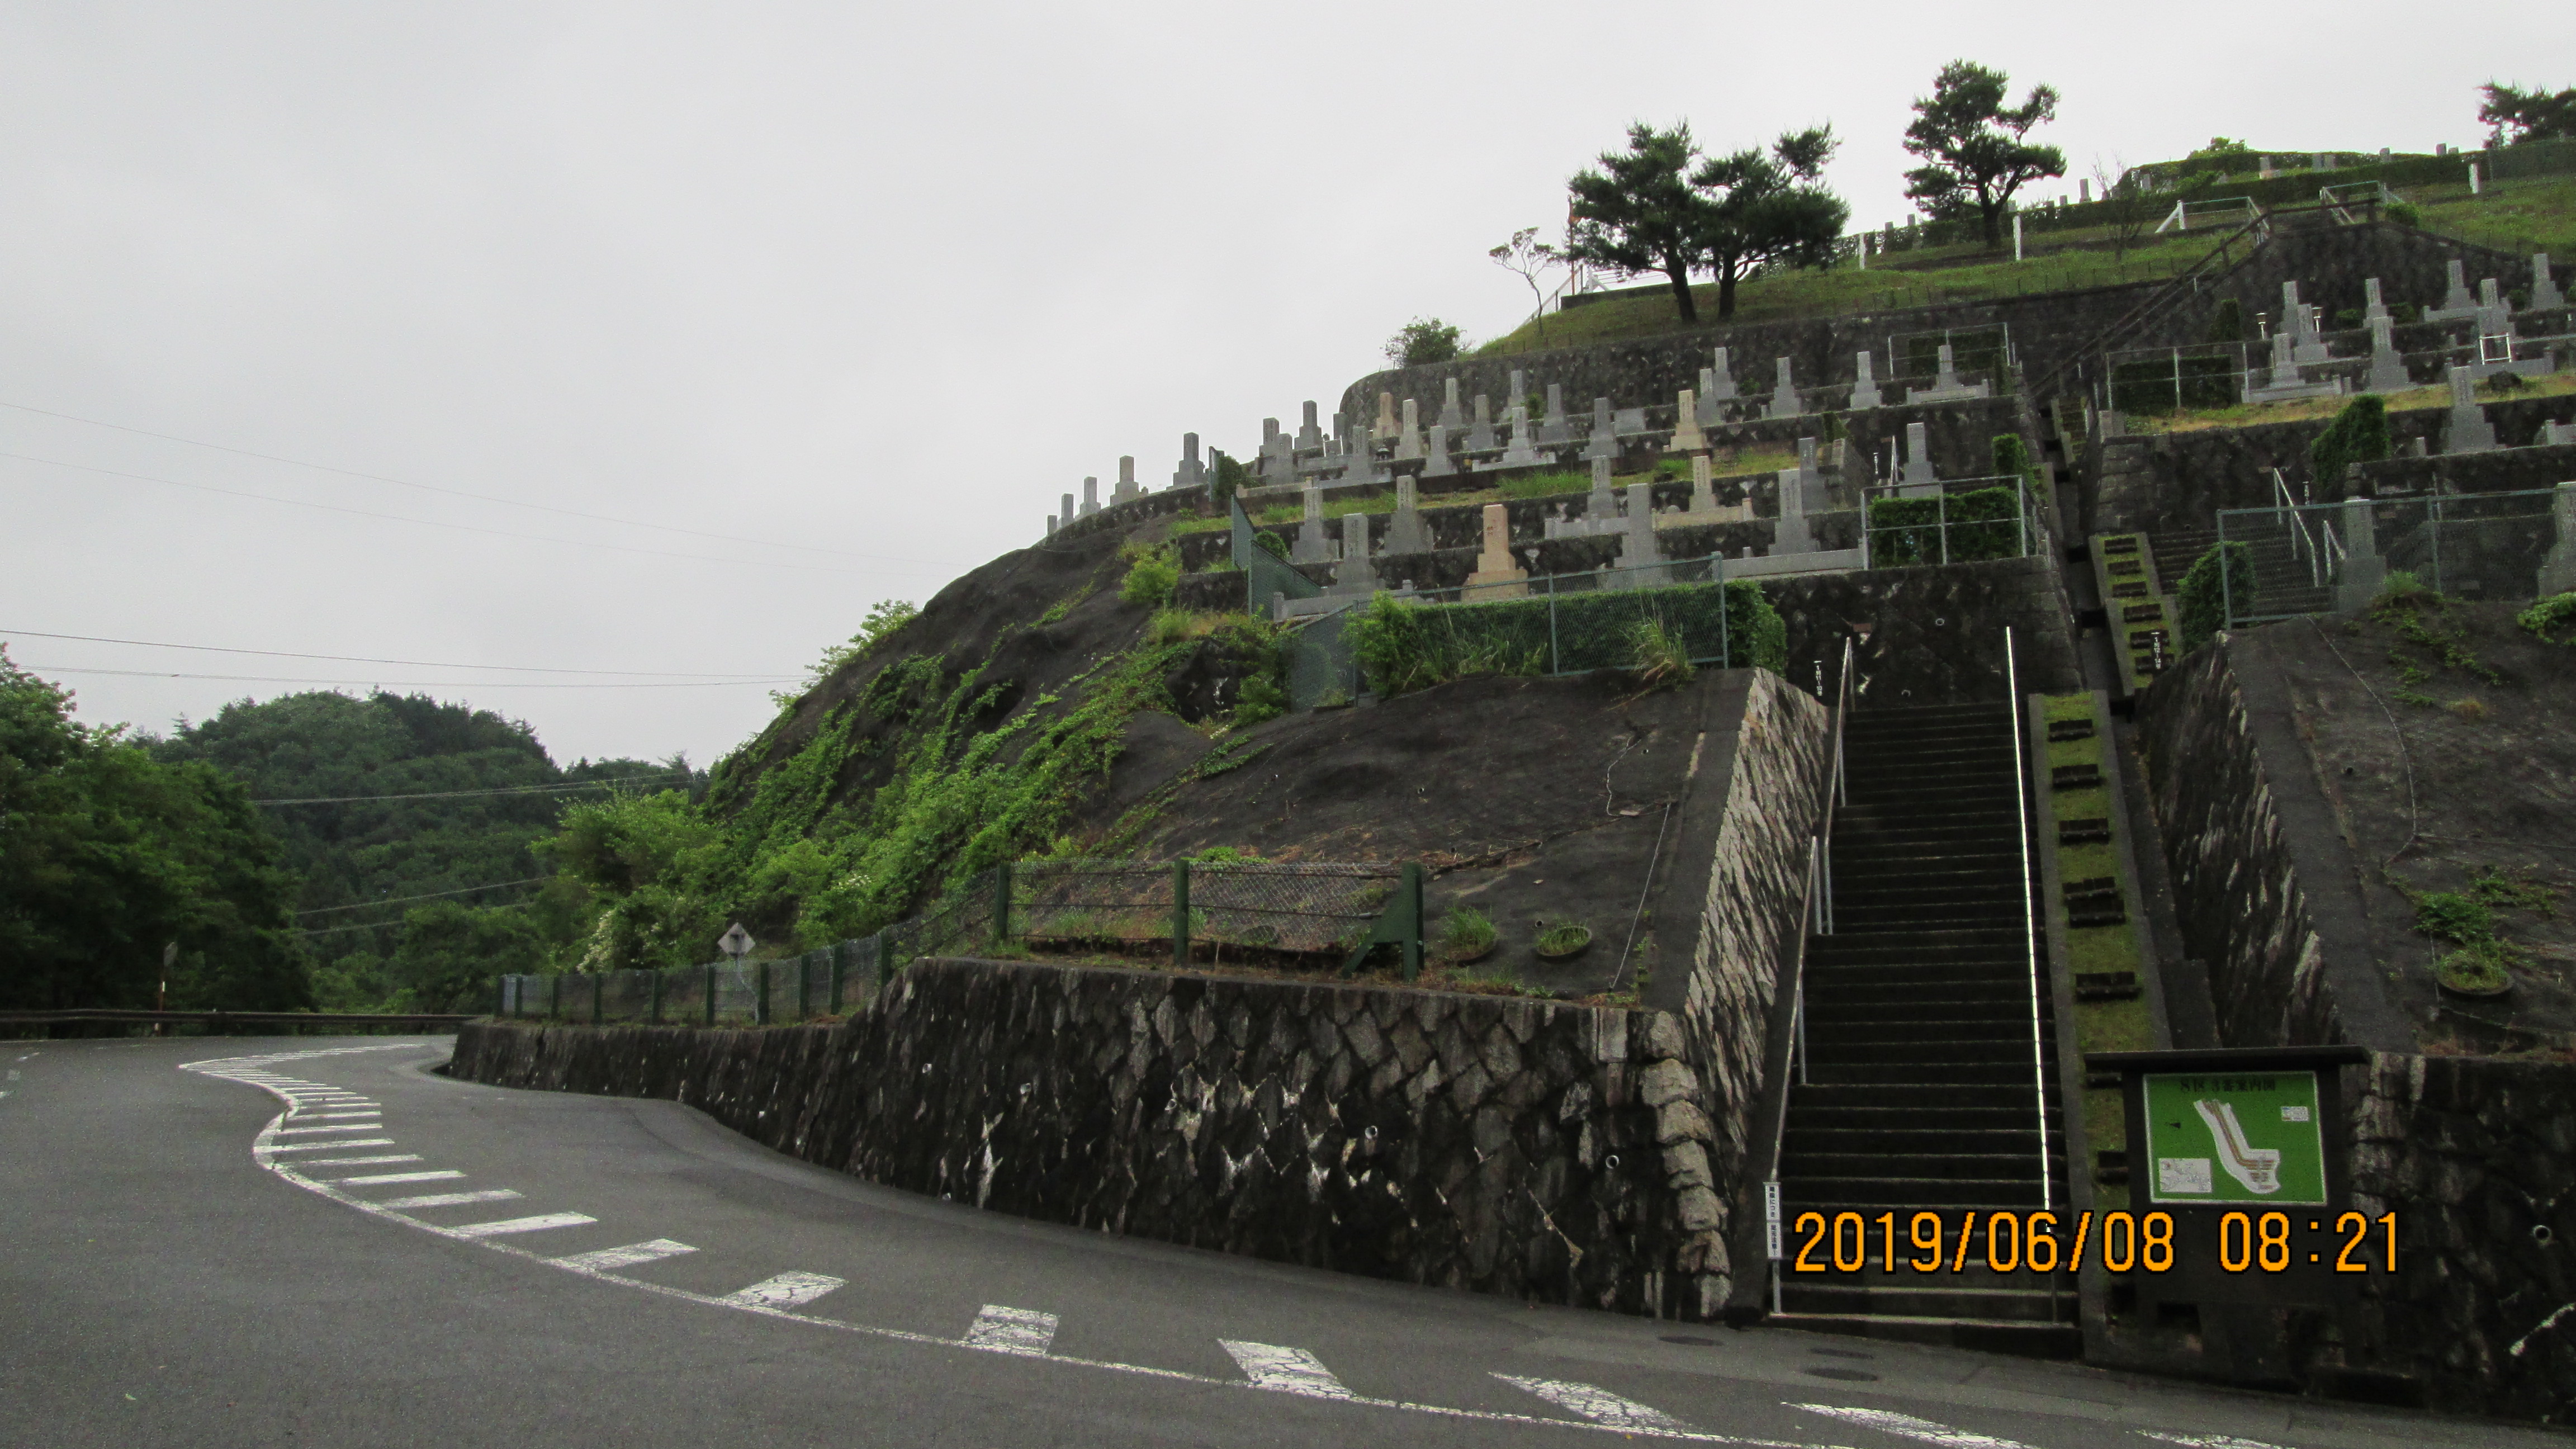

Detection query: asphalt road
(1, 1035), (2553, 1449)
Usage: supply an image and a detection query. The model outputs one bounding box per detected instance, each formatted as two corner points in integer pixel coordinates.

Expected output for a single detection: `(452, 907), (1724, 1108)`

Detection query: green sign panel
(2141, 1070), (2328, 1206)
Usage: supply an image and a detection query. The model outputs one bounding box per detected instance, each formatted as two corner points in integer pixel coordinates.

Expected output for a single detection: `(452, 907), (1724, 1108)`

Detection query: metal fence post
(993, 862), (1014, 948)
(590, 974), (603, 1025)
(755, 960), (771, 1026)
(705, 963), (718, 1027)
(550, 972), (561, 1020)
(1717, 556), (1731, 667)
(1172, 860), (1191, 968)
(495, 976), (506, 1019)
(1546, 571), (1560, 674)
(1401, 861), (1424, 983)
(649, 968), (662, 1026)
(797, 954), (812, 1021)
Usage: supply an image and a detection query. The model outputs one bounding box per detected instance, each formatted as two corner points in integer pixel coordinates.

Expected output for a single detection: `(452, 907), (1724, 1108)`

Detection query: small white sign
(1764, 1182), (1782, 1260)
(2281, 1104), (2310, 1123)
(2158, 1157), (2214, 1195)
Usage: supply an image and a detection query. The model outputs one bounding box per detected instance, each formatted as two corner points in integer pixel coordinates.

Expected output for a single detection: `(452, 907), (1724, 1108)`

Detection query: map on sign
(2141, 1070), (2328, 1205)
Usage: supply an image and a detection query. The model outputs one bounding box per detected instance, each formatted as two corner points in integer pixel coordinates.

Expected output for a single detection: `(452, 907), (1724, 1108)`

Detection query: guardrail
(0, 1010), (473, 1029)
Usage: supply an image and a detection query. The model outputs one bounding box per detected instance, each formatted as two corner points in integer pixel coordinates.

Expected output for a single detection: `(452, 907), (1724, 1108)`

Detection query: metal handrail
(2004, 626), (2052, 1213)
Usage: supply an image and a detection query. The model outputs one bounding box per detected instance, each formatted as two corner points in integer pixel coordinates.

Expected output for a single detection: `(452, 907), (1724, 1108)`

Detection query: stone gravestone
(1495, 405), (1542, 468)
(1173, 433), (1205, 491)
(1060, 491), (1075, 526)
(2532, 254), (2566, 314)
(1696, 369), (1721, 425)
(1462, 503), (1528, 598)
(1898, 420), (1938, 497)
(2364, 315), (2412, 393)
(1342, 427), (1386, 486)
(1296, 401), (1324, 452)
(1396, 399), (1425, 462)
(1382, 475), (1431, 555)
(2427, 259), (2478, 322)
(1849, 351), (1883, 410)
(1292, 488), (1335, 564)
(1616, 482), (1669, 587)
(1613, 405), (1648, 437)
(1584, 456), (1620, 530)
(2440, 366), (2499, 454)
(1771, 467), (1817, 555)
(2536, 483), (2576, 596)
(1080, 476), (1100, 517)
(1466, 395), (1498, 454)
(1422, 422), (1456, 479)
(2542, 420), (2576, 448)
(1508, 370), (1529, 413)
(2284, 283), (2330, 364)
(2362, 277), (2390, 325)
(1794, 437), (1828, 513)
(1111, 456), (1142, 505)
(1044, 512), (1057, 537)
(1584, 397), (1618, 462)
(1539, 384), (1572, 447)
(1375, 392), (1399, 441)
(1765, 357), (1800, 420)
(1329, 513), (1376, 595)
(1670, 389), (1708, 454)
(2332, 498), (2388, 613)
(1705, 348), (1740, 403)
(1438, 378), (1465, 433)
(1907, 343), (1992, 402)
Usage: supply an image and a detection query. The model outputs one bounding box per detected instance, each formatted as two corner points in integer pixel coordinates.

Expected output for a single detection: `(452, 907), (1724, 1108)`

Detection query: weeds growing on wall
(2177, 541), (2256, 650)
(2519, 591), (2576, 645)
(2371, 574), (2503, 706)
(1625, 617), (1696, 689)
(1120, 542), (1181, 607)
(2309, 395), (2392, 487)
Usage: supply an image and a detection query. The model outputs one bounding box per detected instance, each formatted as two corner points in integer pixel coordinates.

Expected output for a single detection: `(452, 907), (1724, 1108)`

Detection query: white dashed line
(306, 1154), (423, 1166)
(377, 1190), (523, 1209)
(274, 1123), (390, 1135)
(961, 1305), (1058, 1356)
(290, 1111), (381, 1120)
(2138, 1436), (2300, 1449)
(552, 1239), (699, 1272)
(337, 1169), (466, 1185)
(448, 1213), (598, 1238)
(722, 1271), (846, 1309)
(1221, 1342), (1352, 1399)
(1790, 1404), (2037, 1447)
(1499, 1375), (1689, 1431)
(258, 1138), (396, 1153)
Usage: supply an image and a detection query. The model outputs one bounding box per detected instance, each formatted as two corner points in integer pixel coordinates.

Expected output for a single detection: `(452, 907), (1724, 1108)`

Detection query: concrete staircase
(2149, 523), (2336, 618)
(1773, 700), (2078, 1357)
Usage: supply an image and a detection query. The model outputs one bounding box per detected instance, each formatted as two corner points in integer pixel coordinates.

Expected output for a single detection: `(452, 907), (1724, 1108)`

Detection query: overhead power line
(0, 451), (891, 575)
(254, 774), (688, 805)
(0, 397), (924, 565)
(1, 628), (792, 678)
(27, 664), (792, 689)
(297, 877), (552, 915)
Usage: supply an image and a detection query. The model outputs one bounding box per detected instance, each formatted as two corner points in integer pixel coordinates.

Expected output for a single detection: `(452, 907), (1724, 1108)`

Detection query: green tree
(2177, 542), (2257, 651)
(1692, 127), (1852, 320)
(2206, 297), (2247, 343)
(2479, 81), (2576, 145)
(2310, 395), (2392, 486)
(1565, 122), (1718, 324)
(1902, 60), (2067, 250)
(1384, 318), (1464, 367)
(388, 901), (546, 1012)
(1, 649), (310, 1011)
(1489, 228), (1568, 344)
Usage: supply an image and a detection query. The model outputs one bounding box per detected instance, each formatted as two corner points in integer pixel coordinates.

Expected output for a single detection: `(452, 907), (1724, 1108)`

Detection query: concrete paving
(0, 1034), (2553, 1448)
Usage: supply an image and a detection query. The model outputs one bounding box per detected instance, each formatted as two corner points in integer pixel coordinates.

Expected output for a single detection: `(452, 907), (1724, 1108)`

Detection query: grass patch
(2129, 370), (2576, 434)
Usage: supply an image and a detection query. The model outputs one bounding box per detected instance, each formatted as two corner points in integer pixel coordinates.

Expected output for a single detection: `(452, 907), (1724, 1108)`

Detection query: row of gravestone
(1039, 341), (2005, 541)
(2243, 258), (2566, 405)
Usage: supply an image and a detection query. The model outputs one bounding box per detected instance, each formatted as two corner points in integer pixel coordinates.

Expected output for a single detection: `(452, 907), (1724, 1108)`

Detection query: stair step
(1777, 1284), (2075, 1324)
(1779, 1175), (2052, 1207)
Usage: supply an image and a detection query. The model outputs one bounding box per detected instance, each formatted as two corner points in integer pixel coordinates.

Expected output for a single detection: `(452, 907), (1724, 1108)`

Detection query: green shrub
(1385, 317), (1464, 367)
(1347, 579), (1785, 697)
(1253, 529), (1290, 560)
(2309, 395), (2392, 486)
(1865, 485), (2024, 566)
(1438, 907), (1497, 958)
(2176, 542), (2256, 651)
(2206, 298), (2246, 343)
(1119, 544), (1180, 607)
(1535, 920), (1592, 955)
(1208, 448), (1248, 510)
(1232, 673), (1287, 727)
(1626, 617), (1695, 689)
(1992, 434), (2040, 488)
(2414, 891), (2493, 944)
(2384, 200), (2420, 228)
(2518, 592), (2576, 645)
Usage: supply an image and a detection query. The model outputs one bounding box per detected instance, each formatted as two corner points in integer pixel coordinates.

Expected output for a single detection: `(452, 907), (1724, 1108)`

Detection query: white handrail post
(2004, 626), (2052, 1213)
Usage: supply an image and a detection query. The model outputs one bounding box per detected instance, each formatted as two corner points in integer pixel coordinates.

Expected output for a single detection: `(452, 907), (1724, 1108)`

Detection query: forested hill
(147, 691), (696, 1009)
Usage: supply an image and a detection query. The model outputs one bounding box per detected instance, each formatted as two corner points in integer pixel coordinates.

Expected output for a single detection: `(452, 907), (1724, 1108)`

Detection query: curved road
(0, 1036), (2544, 1448)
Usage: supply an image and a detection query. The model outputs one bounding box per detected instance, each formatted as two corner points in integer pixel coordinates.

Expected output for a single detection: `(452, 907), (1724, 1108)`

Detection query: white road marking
(722, 1272), (846, 1309)
(552, 1239), (698, 1272)
(258, 1138), (396, 1153)
(290, 1110), (381, 1120)
(1221, 1341), (1351, 1399)
(188, 1045), (1851, 1448)
(338, 1170), (466, 1185)
(377, 1190), (523, 1209)
(960, 1305), (1058, 1356)
(273, 1123), (389, 1135)
(449, 1213), (598, 1238)
(1790, 1404), (2037, 1448)
(2138, 1436), (2300, 1449)
(306, 1154), (424, 1166)
(1499, 1375), (1689, 1430)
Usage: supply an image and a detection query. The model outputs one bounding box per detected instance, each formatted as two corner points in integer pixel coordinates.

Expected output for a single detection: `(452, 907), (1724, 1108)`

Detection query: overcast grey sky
(4, 1), (2563, 766)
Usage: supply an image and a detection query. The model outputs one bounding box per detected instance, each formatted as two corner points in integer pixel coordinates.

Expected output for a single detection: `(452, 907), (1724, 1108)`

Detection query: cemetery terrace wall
(1769, 554), (2083, 707)
(2092, 396), (2576, 538)
(449, 962), (1721, 1315)
(2132, 633), (2409, 1050)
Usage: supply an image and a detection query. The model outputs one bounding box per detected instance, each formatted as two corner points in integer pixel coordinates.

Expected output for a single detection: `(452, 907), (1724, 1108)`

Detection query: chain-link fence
(493, 858), (1427, 1023)
(2215, 484), (2575, 629)
(1233, 498), (1319, 615)
(1861, 473), (2045, 569)
(1886, 325), (2015, 397)
(2105, 334), (2569, 416)
(1370, 556), (1785, 686)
